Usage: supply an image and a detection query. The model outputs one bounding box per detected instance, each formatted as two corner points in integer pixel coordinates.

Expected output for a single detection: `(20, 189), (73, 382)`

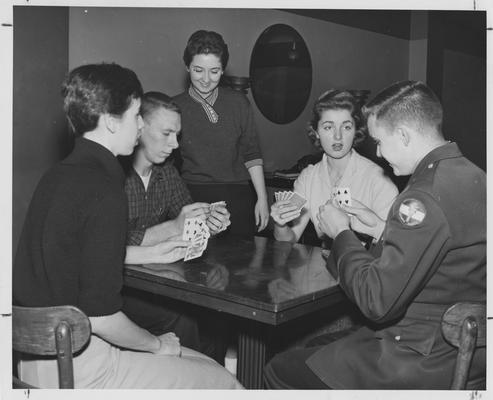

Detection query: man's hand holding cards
(206, 201), (230, 234)
(271, 191), (307, 226)
(182, 217), (211, 261)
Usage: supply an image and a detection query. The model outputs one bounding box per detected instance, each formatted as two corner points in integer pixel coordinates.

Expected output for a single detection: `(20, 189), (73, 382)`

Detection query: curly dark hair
(61, 63), (143, 136)
(183, 30), (229, 69)
(307, 89), (366, 150)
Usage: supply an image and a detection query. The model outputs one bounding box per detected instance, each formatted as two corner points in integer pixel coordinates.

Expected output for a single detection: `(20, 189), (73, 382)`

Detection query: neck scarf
(188, 86), (219, 123)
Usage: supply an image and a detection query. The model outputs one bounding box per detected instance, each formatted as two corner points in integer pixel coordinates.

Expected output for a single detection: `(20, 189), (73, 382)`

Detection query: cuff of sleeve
(371, 220), (386, 240)
(325, 251), (339, 279)
(245, 158), (263, 169)
(127, 230), (145, 246)
(330, 229), (359, 276)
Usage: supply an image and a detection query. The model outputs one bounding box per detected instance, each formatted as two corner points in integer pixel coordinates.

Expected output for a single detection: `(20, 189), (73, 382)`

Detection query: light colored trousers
(19, 334), (243, 389)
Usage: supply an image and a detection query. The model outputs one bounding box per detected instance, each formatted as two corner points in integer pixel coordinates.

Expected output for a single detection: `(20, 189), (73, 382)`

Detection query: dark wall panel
(13, 6), (70, 253)
(426, 11), (486, 171)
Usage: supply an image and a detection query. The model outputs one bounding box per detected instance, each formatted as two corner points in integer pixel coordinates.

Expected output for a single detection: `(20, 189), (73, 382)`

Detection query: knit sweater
(13, 138), (127, 317)
(173, 86), (263, 184)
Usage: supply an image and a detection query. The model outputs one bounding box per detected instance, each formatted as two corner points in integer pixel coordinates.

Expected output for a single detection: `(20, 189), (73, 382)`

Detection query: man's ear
(102, 113), (117, 134)
(396, 126), (411, 146)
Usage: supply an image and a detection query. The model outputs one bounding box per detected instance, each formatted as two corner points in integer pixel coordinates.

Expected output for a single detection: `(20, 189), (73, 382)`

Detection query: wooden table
(124, 235), (343, 389)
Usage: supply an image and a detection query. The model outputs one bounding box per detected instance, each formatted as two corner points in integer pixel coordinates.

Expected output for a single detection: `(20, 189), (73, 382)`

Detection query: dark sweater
(173, 87), (263, 184)
(13, 138), (127, 317)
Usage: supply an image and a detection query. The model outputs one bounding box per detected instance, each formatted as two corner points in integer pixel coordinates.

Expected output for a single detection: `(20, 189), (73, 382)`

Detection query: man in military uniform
(264, 81), (486, 389)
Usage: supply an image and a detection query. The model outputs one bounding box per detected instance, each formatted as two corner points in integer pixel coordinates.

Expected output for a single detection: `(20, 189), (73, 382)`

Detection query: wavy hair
(183, 30), (229, 69)
(307, 89), (366, 150)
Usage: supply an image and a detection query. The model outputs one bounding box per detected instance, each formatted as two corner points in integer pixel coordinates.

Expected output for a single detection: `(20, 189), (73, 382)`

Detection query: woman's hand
(154, 332), (182, 356)
(255, 197), (270, 232)
(270, 200), (301, 227)
(341, 199), (384, 229)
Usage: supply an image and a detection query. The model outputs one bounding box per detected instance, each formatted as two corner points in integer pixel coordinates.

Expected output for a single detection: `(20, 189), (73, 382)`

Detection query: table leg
(237, 322), (268, 389)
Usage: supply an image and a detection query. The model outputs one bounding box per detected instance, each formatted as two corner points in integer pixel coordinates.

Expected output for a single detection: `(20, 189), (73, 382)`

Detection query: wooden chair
(12, 305), (91, 389)
(441, 302), (486, 390)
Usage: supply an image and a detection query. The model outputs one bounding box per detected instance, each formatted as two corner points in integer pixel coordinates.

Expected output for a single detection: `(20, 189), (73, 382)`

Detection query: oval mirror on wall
(249, 24), (312, 125)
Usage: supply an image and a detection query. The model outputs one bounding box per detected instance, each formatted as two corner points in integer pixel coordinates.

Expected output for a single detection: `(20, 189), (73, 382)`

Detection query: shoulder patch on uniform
(398, 198), (426, 226)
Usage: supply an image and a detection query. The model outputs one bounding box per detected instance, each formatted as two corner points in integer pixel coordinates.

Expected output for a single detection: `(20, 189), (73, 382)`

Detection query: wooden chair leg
(451, 317), (478, 390)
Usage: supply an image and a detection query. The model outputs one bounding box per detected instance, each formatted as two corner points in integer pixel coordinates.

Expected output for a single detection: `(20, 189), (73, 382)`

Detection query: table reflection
(128, 235), (338, 306)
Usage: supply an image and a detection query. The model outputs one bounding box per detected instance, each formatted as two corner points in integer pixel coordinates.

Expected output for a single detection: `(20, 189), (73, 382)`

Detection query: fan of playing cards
(275, 191), (307, 210)
(182, 217), (210, 261)
(182, 201), (226, 261)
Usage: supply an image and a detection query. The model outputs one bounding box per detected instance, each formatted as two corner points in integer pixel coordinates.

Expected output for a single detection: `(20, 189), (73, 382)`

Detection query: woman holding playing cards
(271, 89), (398, 244)
(173, 30), (269, 237)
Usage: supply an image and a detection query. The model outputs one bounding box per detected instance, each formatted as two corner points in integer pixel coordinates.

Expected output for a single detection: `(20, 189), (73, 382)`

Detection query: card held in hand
(288, 192), (307, 210)
(183, 217), (210, 261)
(335, 187), (352, 207)
(209, 200), (226, 212)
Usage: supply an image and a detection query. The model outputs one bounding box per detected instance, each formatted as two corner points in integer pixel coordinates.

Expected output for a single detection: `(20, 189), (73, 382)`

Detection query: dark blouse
(13, 138), (127, 317)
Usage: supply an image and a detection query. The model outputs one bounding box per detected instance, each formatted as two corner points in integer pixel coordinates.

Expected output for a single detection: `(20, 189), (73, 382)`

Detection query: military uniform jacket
(306, 142), (486, 389)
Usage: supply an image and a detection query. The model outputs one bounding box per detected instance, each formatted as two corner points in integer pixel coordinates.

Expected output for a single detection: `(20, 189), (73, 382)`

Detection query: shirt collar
(322, 149), (357, 186)
(130, 162), (167, 182)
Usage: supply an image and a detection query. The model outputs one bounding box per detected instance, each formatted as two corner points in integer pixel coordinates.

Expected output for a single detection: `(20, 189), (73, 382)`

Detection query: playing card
(184, 243), (204, 261)
(182, 217), (202, 240)
(289, 192), (307, 210)
(183, 217), (210, 261)
(280, 191), (291, 201)
(209, 201), (226, 211)
(335, 187), (352, 207)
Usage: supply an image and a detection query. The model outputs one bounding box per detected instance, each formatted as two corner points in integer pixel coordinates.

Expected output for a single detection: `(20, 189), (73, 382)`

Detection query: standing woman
(174, 30), (269, 237)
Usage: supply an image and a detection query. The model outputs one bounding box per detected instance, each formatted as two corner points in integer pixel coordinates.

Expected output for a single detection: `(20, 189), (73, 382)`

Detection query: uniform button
(428, 163), (433, 169)
(395, 335), (401, 341)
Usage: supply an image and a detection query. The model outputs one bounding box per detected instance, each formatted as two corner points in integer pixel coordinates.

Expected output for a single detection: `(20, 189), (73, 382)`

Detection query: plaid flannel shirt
(125, 162), (192, 245)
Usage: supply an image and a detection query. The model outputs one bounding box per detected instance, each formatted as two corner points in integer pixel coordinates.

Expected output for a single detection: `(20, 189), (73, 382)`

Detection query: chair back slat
(12, 305), (91, 355)
(441, 302), (486, 347)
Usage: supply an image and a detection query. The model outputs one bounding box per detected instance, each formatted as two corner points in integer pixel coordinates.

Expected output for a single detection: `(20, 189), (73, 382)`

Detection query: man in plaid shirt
(122, 91), (231, 362)
(124, 96), (230, 248)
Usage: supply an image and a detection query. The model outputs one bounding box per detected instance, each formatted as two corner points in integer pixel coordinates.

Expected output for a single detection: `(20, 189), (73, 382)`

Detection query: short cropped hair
(140, 91), (181, 122)
(362, 81), (443, 135)
(308, 89), (366, 150)
(183, 30), (229, 69)
(61, 63), (143, 135)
